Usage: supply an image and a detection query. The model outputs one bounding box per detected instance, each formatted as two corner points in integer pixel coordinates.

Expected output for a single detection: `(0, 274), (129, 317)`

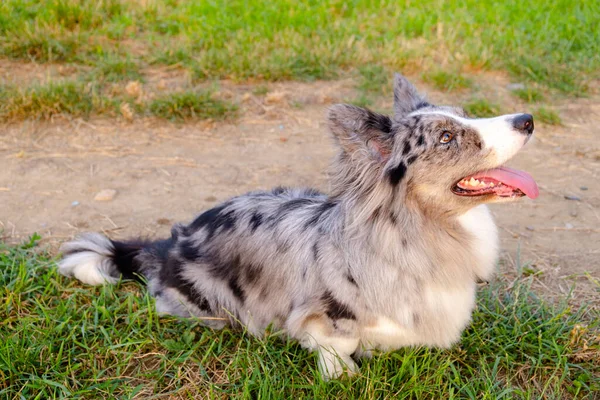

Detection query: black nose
(512, 113), (534, 135)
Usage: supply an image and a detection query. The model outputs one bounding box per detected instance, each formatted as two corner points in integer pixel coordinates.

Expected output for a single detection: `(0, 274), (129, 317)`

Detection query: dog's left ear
(328, 104), (394, 162)
(393, 73), (427, 119)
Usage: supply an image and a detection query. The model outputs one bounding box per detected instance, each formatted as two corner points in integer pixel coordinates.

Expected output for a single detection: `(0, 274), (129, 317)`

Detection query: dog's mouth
(451, 166), (539, 199)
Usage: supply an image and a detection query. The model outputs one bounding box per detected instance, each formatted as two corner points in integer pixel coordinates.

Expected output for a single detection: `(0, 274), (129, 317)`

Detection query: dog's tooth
(489, 182), (495, 187)
(479, 181), (487, 187)
(469, 178), (477, 186)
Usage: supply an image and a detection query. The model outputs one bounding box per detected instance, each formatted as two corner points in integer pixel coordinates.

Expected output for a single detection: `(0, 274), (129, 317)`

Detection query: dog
(58, 73), (538, 380)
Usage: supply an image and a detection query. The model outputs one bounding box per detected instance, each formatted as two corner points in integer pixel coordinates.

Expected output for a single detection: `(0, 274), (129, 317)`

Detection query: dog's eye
(440, 131), (454, 144)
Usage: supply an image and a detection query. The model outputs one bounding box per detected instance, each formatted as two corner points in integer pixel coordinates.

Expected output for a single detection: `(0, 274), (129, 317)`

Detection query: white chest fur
(359, 205), (499, 352)
(360, 283), (476, 350)
(457, 204), (499, 281)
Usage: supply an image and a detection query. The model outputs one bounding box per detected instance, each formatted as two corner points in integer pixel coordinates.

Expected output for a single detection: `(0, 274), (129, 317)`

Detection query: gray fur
(58, 73), (534, 380)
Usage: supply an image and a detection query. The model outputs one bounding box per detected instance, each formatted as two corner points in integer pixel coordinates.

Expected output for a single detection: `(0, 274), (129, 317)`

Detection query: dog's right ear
(393, 73), (427, 119)
(328, 104), (394, 163)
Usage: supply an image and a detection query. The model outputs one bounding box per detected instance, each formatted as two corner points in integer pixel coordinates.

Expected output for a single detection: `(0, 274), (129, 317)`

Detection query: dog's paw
(318, 350), (359, 381)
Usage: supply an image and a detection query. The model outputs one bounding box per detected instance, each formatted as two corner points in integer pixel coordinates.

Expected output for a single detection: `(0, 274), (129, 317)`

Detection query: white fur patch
(58, 233), (117, 285)
(301, 319), (359, 380)
(458, 205), (499, 281)
(58, 251), (118, 285)
(361, 316), (418, 350)
(409, 110), (529, 165)
(422, 284), (476, 347)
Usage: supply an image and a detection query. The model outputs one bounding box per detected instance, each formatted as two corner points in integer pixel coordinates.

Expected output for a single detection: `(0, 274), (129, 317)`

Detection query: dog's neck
(333, 179), (469, 230)
(332, 186), (487, 283)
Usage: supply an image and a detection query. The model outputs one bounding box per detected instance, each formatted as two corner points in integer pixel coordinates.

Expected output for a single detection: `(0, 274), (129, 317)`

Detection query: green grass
(423, 70), (473, 91)
(0, 29), (83, 63)
(356, 65), (389, 96)
(534, 106), (563, 125)
(0, 0), (597, 95)
(0, 0), (597, 121)
(512, 87), (545, 103)
(1, 237), (598, 398)
(252, 85), (270, 96)
(345, 94), (374, 108)
(148, 90), (238, 121)
(88, 56), (143, 83)
(347, 65), (389, 108)
(0, 81), (107, 122)
(463, 98), (502, 118)
(0, 81), (237, 122)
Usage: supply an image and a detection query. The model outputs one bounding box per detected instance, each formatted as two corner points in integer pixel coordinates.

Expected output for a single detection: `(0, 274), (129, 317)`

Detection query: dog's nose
(512, 113), (534, 135)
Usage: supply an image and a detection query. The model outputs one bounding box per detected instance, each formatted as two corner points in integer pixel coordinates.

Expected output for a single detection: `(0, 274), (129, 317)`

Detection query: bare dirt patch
(1, 76), (598, 308)
(0, 59), (83, 85)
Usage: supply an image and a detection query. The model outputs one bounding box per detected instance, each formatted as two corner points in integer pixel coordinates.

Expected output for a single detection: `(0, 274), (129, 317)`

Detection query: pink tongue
(471, 166), (539, 199)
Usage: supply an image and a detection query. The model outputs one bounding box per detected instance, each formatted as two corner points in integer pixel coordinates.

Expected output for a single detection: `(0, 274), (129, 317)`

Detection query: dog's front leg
(299, 316), (360, 380)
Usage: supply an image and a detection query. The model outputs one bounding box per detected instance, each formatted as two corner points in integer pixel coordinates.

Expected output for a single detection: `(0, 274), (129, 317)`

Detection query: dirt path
(1, 77), (599, 307)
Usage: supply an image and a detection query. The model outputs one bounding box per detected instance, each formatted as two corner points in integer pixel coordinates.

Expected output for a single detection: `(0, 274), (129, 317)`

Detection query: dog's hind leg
(152, 286), (228, 329)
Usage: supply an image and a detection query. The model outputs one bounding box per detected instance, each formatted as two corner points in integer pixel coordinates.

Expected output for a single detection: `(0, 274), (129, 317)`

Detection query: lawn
(0, 0), (598, 121)
(1, 237), (598, 399)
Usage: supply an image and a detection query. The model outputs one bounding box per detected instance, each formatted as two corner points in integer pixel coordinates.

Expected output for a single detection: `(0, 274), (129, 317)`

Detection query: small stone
(264, 91), (287, 105)
(156, 218), (171, 225)
(94, 189), (117, 202)
(125, 80), (143, 98)
(219, 90), (235, 100)
(71, 201), (80, 207)
(570, 210), (578, 217)
(525, 226), (535, 231)
(318, 94), (334, 104)
(74, 221), (89, 229)
(564, 195), (581, 201)
(120, 102), (134, 121)
(565, 223), (574, 229)
(507, 83), (526, 91)
(580, 186), (588, 191)
(204, 195), (217, 202)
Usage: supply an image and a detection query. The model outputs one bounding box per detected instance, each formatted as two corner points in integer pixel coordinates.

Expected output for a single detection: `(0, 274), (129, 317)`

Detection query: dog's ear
(393, 73), (426, 118)
(328, 104), (394, 162)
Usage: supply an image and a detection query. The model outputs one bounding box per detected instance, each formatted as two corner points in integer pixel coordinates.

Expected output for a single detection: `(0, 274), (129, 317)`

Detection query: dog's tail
(58, 232), (168, 286)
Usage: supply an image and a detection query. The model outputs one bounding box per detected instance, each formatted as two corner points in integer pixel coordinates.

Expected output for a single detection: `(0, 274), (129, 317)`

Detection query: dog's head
(328, 73), (538, 215)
